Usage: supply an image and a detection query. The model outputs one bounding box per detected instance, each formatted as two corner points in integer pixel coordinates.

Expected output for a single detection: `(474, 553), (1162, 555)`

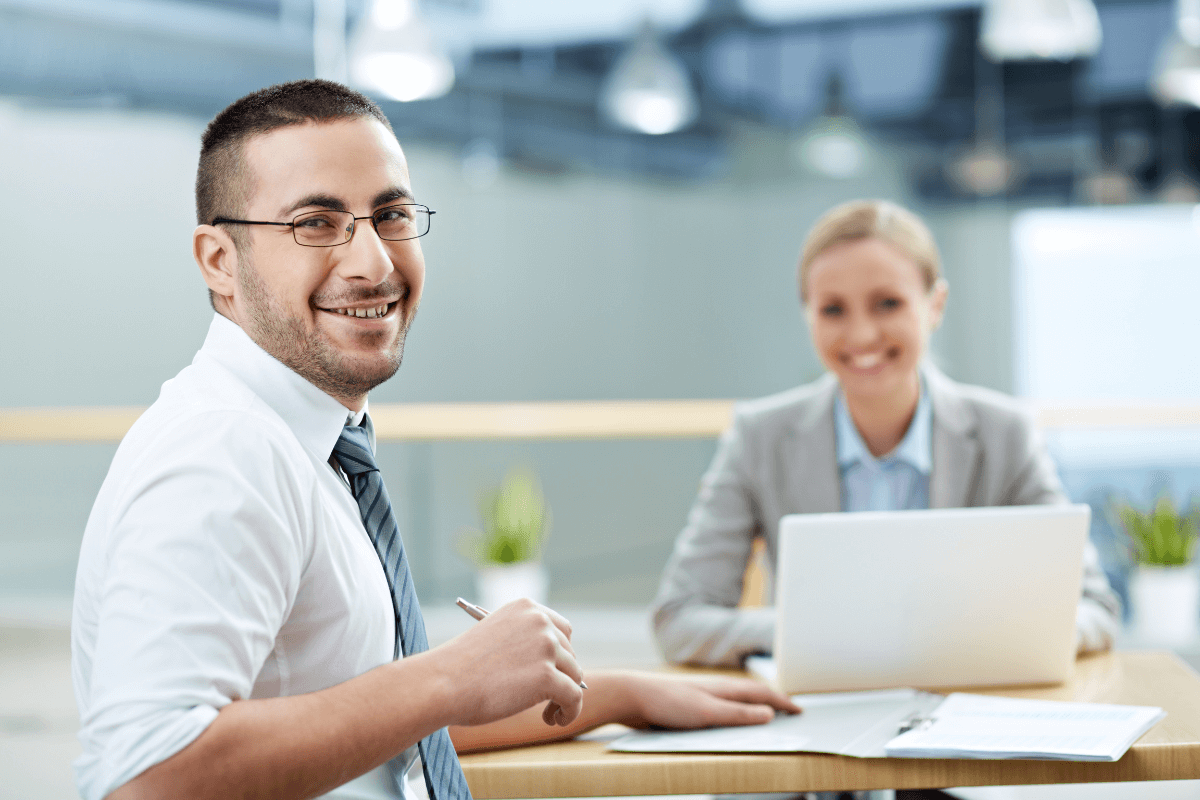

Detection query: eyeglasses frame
(211, 203), (435, 247)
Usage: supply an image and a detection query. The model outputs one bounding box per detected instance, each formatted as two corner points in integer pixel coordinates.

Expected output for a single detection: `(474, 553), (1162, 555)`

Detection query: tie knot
(332, 425), (379, 476)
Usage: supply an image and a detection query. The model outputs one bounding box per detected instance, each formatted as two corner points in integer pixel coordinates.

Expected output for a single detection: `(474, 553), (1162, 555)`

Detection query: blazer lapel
(783, 374), (841, 514)
(925, 364), (982, 508)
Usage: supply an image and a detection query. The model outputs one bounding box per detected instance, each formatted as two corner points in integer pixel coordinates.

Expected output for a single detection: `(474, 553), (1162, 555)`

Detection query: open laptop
(772, 504), (1091, 694)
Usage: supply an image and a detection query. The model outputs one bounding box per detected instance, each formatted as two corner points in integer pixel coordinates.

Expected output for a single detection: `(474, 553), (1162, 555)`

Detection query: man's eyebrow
(283, 194), (347, 216)
(374, 187), (415, 208)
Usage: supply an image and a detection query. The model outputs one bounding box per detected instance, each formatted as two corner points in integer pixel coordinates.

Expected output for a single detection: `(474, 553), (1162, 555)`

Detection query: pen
(455, 597), (588, 689)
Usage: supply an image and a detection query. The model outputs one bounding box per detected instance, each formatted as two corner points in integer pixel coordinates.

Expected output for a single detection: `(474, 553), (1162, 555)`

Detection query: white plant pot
(475, 561), (549, 611)
(1130, 564), (1200, 646)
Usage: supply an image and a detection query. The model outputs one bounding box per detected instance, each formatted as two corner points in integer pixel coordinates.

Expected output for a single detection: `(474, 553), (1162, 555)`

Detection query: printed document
(884, 692), (1165, 761)
(610, 689), (1163, 762)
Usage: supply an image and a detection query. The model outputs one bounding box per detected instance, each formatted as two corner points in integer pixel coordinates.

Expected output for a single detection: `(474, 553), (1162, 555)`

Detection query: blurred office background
(3, 0), (1200, 794)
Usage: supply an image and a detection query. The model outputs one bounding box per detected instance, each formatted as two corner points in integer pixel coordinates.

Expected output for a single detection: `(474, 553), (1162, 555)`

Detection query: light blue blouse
(834, 387), (933, 512)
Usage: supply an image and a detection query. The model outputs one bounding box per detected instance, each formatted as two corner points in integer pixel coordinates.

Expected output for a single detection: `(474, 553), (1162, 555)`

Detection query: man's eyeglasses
(212, 203), (435, 248)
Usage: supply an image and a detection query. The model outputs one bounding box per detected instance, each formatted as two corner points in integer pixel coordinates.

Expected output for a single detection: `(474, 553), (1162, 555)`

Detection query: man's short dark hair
(196, 79), (394, 226)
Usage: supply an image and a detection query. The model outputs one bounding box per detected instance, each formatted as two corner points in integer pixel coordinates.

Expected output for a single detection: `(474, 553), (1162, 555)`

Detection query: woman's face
(804, 236), (947, 404)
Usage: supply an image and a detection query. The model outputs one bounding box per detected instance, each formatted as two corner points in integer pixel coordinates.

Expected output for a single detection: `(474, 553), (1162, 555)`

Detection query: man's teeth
(331, 304), (389, 318)
(850, 353), (883, 369)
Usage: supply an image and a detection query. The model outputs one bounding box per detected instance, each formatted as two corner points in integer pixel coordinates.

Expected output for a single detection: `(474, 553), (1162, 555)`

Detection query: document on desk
(610, 688), (944, 758)
(610, 689), (1164, 762)
(883, 692), (1166, 761)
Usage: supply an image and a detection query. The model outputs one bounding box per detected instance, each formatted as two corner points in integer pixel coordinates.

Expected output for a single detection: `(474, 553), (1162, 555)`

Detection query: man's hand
(432, 599), (585, 728)
(618, 672), (801, 729)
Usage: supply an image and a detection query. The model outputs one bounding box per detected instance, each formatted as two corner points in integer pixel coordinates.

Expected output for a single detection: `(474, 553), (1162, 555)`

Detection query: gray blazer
(651, 365), (1121, 667)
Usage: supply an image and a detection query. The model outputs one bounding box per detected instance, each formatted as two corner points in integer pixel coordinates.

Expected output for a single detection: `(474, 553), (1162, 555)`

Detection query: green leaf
(1112, 493), (1198, 567)
(456, 467), (550, 567)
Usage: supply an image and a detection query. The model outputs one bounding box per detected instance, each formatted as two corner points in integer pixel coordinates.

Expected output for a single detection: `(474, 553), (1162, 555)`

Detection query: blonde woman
(652, 199), (1120, 667)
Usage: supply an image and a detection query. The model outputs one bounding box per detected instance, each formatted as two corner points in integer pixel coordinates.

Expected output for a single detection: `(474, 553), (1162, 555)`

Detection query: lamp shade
(349, 0), (454, 102)
(1154, 34), (1200, 106)
(599, 22), (697, 135)
(1153, 0), (1200, 106)
(793, 116), (870, 179)
(980, 0), (1102, 61)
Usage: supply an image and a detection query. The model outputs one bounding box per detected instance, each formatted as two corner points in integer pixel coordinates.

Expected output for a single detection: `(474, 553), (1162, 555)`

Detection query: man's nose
(338, 220), (393, 284)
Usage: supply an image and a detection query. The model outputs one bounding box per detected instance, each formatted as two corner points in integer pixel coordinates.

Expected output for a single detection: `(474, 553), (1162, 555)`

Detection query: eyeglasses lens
(291, 205), (430, 247)
(374, 205), (430, 241)
(292, 210), (352, 246)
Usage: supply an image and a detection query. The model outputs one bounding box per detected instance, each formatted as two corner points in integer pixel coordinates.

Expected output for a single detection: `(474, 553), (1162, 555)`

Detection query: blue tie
(332, 423), (472, 800)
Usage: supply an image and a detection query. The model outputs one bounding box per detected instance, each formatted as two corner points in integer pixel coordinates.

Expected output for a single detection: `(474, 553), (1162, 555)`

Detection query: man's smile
(321, 301), (398, 319)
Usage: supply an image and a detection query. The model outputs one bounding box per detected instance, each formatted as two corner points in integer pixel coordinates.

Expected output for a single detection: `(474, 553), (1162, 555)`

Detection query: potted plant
(1113, 494), (1200, 645)
(458, 467), (551, 610)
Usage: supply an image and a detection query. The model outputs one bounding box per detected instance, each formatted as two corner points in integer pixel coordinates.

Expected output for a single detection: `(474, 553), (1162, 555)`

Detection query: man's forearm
(108, 651), (453, 800)
(448, 669), (802, 755)
(449, 671), (640, 753)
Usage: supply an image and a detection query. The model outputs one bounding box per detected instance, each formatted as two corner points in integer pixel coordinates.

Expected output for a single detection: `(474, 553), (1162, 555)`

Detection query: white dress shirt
(72, 314), (413, 800)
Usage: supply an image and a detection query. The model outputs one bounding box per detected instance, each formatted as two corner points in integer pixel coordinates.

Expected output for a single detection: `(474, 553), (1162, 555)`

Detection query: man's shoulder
(116, 356), (313, 481)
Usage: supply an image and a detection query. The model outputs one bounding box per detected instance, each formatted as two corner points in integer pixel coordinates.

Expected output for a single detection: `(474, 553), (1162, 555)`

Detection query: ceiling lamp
(1154, 0), (1200, 105)
(599, 21), (698, 136)
(946, 143), (1021, 196)
(349, 0), (455, 102)
(944, 77), (1021, 196)
(792, 76), (871, 180)
(979, 0), (1102, 61)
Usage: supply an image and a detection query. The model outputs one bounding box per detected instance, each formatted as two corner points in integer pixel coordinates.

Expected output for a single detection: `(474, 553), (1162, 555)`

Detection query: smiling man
(70, 80), (797, 800)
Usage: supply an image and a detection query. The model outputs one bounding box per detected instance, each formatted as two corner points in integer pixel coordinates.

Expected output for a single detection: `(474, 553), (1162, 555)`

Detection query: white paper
(610, 688), (943, 758)
(883, 692), (1166, 762)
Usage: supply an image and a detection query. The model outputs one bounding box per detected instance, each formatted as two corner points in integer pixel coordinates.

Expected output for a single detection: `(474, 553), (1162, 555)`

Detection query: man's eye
(376, 206), (412, 223)
(296, 214), (338, 229)
(821, 304), (843, 316)
(878, 297), (902, 311)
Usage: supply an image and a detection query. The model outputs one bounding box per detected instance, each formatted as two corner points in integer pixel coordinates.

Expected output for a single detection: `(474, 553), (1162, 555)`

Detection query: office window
(1012, 205), (1200, 402)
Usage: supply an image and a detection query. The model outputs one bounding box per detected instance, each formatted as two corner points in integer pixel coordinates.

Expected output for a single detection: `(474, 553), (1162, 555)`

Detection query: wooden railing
(2, 401), (1199, 443)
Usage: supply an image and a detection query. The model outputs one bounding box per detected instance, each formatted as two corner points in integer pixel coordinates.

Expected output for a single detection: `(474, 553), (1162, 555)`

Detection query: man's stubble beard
(237, 251), (411, 403)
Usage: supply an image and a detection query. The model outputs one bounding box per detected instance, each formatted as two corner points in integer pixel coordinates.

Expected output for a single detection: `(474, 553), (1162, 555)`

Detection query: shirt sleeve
(75, 411), (316, 800)
(651, 410), (775, 667)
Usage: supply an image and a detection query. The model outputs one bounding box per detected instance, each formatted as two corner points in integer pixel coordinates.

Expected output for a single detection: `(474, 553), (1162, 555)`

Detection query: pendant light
(349, 0), (455, 102)
(599, 20), (698, 136)
(1154, 0), (1200, 106)
(792, 75), (871, 180)
(979, 0), (1102, 61)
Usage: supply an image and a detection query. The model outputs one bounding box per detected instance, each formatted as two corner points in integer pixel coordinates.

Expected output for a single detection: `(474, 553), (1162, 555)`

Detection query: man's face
(226, 117), (425, 405)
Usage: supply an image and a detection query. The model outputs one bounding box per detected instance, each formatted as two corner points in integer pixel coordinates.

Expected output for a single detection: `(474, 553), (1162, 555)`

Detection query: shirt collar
(196, 313), (365, 461)
(834, 382), (933, 474)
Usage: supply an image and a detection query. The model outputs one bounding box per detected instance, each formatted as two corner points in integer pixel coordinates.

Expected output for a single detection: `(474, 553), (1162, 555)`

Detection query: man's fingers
(699, 696), (776, 727)
(550, 619), (576, 659)
(707, 680), (802, 714)
(554, 641), (585, 688)
(540, 604), (574, 642)
(542, 668), (584, 726)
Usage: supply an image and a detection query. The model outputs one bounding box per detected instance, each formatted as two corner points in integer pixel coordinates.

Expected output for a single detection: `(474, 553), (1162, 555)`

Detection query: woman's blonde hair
(797, 199), (941, 303)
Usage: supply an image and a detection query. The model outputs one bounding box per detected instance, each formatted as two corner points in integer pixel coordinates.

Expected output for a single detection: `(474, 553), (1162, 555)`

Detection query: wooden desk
(459, 651), (1200, 798)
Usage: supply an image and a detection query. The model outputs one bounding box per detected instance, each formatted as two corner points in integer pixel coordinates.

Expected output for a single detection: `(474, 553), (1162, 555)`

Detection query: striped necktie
(332, 423), (473, 800)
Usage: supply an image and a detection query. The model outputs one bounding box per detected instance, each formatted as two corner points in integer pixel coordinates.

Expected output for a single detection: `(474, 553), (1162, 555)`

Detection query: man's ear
(194, 224), (239, 307)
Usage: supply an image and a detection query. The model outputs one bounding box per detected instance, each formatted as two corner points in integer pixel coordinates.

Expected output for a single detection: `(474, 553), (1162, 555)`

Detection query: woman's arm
(650, 414), (774, 667)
